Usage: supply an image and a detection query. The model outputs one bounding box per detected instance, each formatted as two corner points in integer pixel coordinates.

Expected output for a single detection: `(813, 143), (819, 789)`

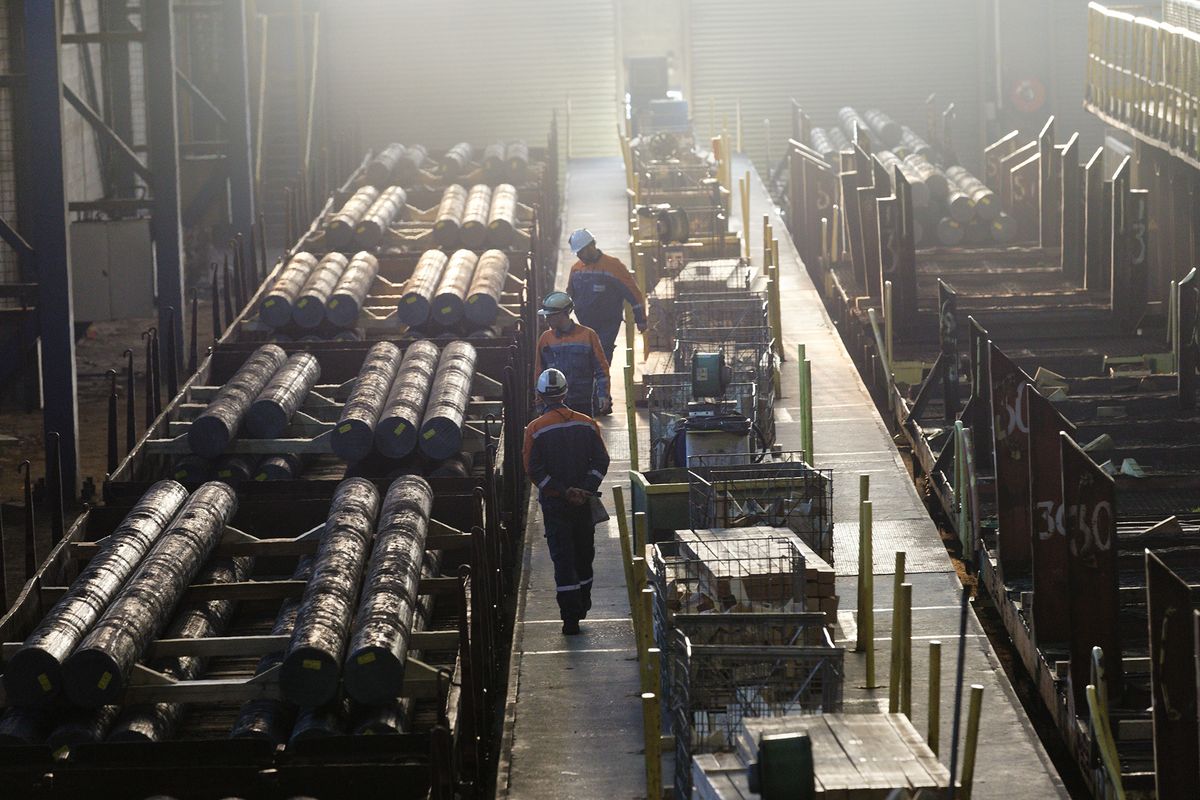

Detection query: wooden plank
(881, 713), (952, 788)
(826, 714), (911, 791)
(1145, 550), (1199, 797)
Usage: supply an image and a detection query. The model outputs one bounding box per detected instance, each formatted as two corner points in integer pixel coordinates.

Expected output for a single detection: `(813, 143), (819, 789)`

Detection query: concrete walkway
(496, 156), (1067, 800)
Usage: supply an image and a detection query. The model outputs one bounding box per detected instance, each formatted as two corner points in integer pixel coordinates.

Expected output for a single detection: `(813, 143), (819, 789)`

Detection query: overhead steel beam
(143, 0), (185, 372)
(222, 0), (256, 239)
(23, 0), (80, 493)
(61, 83), (153, 183)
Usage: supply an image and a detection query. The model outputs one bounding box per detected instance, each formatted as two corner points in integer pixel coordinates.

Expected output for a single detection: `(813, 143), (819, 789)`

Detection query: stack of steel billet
(256, 251), (382, 335)
(62, 481), (238, 706)
(353, 187), (407, 249)
(363, 143), (429, 189)
(426, 183), (525, 250)
(2, 481), (190, 705)
(396, 248), (512, 330)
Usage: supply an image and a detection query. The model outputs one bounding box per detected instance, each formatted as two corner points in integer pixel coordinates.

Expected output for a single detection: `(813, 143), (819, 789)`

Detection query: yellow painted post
(884, 280), (894, 372)
(928, 640), (942, 756)
(888, 551), (906, 713)
(960, 684), (985, 800)
(900, 582), (913, 716)
(762, 214), (771, 267)
(861, 501), (877, 689)
(613, 486), (637, 618)
(741, 172), (752, 259)
(625, 305), (636, 357)
(624, 357), (639, 472)
(633, 511), (649, 563)
(855, 476), (870, 651)
(631, 553), (647, 639)
(797, 346), (809, 462)
(802, 359), (814, 464)
(820, 216), (829, 265)
(641, 691), (663, 800)
(831, 204), (841, 260)
(639, 588), (658, 688)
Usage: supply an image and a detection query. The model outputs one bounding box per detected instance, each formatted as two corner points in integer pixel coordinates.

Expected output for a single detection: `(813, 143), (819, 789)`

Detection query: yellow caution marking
(98, 672), (112, 690)
(302, 659), (322, 671)
(393, 422), (407, 435)
(338, 423), (352, 433)
(423, 429), (436, 440)
(38, 674), (52, 692)
(356, 652), (376, 665)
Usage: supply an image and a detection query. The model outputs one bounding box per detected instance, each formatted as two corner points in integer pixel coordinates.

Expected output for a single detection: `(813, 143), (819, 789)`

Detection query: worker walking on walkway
(566, 228), (647, 365)
(524, 368), (610, 635)
(534, 291), (610, 416)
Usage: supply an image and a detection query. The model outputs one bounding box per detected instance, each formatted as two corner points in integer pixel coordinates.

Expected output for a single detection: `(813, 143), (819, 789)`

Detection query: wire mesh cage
(647, 378), (758, 470)
(668, 629), (844, 799)
(674, 294), (768, 332)
(688, 453), (835, 564)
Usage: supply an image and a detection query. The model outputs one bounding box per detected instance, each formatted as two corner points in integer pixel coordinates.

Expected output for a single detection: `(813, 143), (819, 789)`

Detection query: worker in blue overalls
(567, 228), (647, 366)
(534, 291), (610, 416)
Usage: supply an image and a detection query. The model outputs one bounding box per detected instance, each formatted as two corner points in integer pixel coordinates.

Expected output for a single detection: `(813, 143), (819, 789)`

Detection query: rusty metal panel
(967, 317), (991, 465)
(983, 130), (1020, 191)
(840, 169), (866, 290)
(1083, 147), (1109, 292)
(1145, 549), (1199, 798)
(991, 344), (1034, 572)
(1038, 117), (1061, 248)
(1061, 432), (1121, 710)
(938, 280), (959, 423)
(1011, 153), (1040, 243)
(1179, 267), (1198, 409)
(889, 168), (918, 327)
(1027, 387), (1074, 644)
(1060, 133), (1084, 285)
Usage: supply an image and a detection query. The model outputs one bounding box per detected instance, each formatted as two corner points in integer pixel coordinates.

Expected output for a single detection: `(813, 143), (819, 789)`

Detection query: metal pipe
(433, 184), (468, 248)
(946, 166), (998, 221)
(441, 142), (474, 179)
(837, 106), (870, 145)
(876, 150), (930, 208)
(376, 340), (441, 459)
(3, 479), (190, 705)
(354, 186), (406, 249)
(344, 475), (433, 704)
(418, 341), (478, 460)
(431, 250), (479, 327)
(253, 452), (305, 481)
(398, 250), (449, 327)
(326, 251), (379, 328)
(213, 453), (259, 485)
(505, 140), (529, 183)
(107, 556), (253, 742)
(460, 184), (493, 249)
(259, 252), (318, 328)
(899, 126), (933, 159)
(928, 640), (942, 756)
(63, 481), (238, 706)
(188, 344), (288, 458)
(364, 142), (405, 188)
(293, 252), (349, 329)
(171, 454), (211, 487)
(865, 109), (903, 148)
(281, 478), (381, 707)
(246, 352), (321, 438)
(325, 185), (379, 249)
(483, 142), (506, 180)
(333, 341), (403, 463)
(464, 249), (510, 327)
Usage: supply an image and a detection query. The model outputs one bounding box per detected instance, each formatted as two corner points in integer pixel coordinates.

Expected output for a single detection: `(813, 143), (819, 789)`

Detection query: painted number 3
(1068, 500), (1114, 558)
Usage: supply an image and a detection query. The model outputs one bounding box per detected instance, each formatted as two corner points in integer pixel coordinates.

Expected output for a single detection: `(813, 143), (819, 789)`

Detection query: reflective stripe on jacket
(533, 323), (610, 410)
(567, 252), (646, 329)
(523, 404), (609, 499)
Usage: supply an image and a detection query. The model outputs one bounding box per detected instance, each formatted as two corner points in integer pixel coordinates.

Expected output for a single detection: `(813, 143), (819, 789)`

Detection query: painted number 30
(1068, 500), (1114, 558)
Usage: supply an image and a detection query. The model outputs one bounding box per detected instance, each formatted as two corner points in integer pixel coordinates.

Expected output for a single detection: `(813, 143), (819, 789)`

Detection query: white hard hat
(536, 368), (568, 397)
(569, 228), (595, 254)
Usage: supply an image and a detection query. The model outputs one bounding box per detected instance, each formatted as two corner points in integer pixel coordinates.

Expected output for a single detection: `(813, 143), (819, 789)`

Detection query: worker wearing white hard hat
(524, 368), (610, 635)
(566, 228), (646, 364)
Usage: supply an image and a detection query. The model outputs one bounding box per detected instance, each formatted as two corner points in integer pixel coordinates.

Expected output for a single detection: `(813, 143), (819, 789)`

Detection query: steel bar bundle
(245, 351), (320, 438)
(876, 150), (930, 208)
(944, 171), (974, 223)
(419, 341), (477, 460)
(171, 454), (211, 487)
(259, 253), (319, 328)
(433, 184), (468, 248)
(837, 107), (871, 144)
(293, 253), (349, 329)
(827, 126), (850, 154)
(332, 341), (404, 463)
(903, 153), (950, 202)
(107, 556), (253, 742)
(254, 453), (305, 481)
(506, 141), (529, 182)
(343, 475), (433, 704)
(326, 251), (380, 328)
(865, 109), (903, 148)
(364, 143), (405, 188)
(946, 166), (999, 222)
(229, 556), (314, 743)
(213, 454), (259, 484)
(326, 186), (380, 249)
(280, 478), (381, 707)
(3, 480), (189, 706)
(441, 142), (474, 179)
(899, 127), (933, 158)
(397, 145), (427, 184)
(460, 184), (494, 249)
(63, 481), (238, 706)
(464, 250), (510, 327)
(354, 187), (407, 249)
(375, 340), (440, 459)
(809, 128), (836, 165)
(486, 184), (520, 249)
(483, 142), (507, 181)
(431, 249), (479, 326)
(397, 250), (449, 327)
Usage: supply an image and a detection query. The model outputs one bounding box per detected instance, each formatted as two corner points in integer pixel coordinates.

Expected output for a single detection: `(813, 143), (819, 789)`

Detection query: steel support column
(143, 0), (185, 369)
(24, 0), (80, 493)
(99, 0), (135, 196)
(223, 0), (256, 239)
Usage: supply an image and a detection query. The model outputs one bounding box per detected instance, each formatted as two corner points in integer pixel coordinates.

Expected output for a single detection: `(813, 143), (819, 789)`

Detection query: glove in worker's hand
(566, 487), (588, 506)
(637, 321), (647, 333)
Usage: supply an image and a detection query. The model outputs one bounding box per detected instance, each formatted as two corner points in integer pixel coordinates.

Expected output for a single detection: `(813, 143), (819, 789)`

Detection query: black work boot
(562, 619), (582, 635)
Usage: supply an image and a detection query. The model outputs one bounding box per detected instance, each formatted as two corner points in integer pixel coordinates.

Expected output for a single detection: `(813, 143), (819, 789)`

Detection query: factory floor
(497, 156), (1069, 799)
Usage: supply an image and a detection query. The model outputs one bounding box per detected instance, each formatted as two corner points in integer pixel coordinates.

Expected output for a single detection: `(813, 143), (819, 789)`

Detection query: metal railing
(1086, 2), (1200, 161)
